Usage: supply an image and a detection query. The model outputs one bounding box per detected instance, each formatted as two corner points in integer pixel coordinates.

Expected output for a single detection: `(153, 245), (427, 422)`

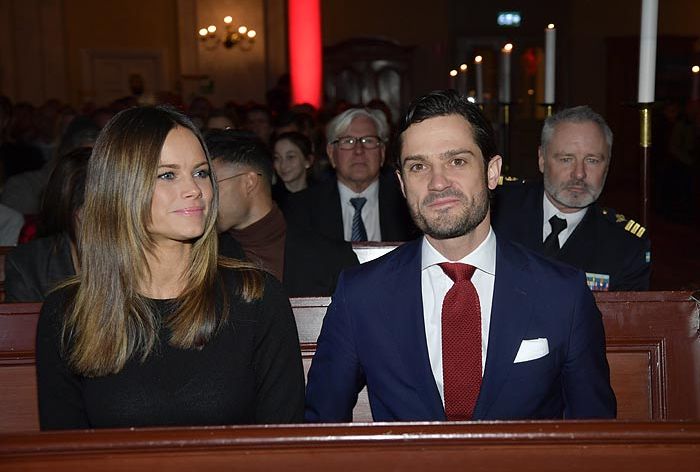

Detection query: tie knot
(439, 262), (476, 282)
(350, 197), (367, 211)
(549, 215), (567, 235)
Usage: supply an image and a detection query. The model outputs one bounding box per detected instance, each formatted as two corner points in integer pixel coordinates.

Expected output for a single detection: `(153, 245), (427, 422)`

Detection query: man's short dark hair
(203, 129), (274, 186)
(396, 89), (498, 170)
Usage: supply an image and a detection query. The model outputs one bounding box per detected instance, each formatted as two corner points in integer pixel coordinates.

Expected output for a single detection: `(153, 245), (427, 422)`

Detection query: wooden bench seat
(1, 291), (698, 433)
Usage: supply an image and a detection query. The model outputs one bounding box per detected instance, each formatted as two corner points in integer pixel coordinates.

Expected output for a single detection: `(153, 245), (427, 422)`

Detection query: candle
(692, 65), (699, 101)
(474, 55), (483, 104)
(500, 43), (513, 104)
(449, 69), (458, 90)
(459, 63), (468, 96)
(638, 0), (658, 103)
(545, 24), (556, 104)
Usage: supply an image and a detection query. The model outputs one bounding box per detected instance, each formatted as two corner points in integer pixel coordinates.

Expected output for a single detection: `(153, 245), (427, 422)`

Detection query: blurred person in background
(4, 147), (90, 301)
(271, 131), (314, 207)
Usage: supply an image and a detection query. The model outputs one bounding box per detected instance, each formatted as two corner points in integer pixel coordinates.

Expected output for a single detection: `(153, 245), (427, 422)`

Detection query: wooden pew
(0, 245), (14, 302)
(1, 421), (699, 471)
(351, 241), (401, 264)
(597, 291), (700, 420)
(1, 291), (698, 433)
(0, 302), (41, 433)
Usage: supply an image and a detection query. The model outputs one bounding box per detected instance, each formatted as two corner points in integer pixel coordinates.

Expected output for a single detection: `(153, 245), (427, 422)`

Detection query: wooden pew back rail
(1, 421), (700, 471)
(1, 291), (698, 433)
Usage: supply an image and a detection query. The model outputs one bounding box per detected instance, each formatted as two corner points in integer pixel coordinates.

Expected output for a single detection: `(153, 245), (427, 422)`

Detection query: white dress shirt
(420, 227), (497, 406)
(338, 180), (381, 241)
(542, 194), (587, 247)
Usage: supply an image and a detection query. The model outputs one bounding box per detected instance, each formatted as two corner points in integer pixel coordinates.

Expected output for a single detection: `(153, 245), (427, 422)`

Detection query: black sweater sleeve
(35, 289), (90, 430)
(253, 275), (305, 423)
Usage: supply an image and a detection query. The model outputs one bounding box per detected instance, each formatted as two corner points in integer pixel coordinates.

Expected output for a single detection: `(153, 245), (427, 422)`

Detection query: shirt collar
(337, 178), (379, 202)
(421, 227), (497, 276)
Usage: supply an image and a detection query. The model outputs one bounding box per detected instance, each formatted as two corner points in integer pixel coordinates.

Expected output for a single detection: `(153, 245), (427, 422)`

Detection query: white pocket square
(513, 338), (549, 363)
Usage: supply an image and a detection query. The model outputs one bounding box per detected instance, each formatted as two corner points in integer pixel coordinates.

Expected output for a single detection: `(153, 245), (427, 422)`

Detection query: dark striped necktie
(350, 197), (368, 242)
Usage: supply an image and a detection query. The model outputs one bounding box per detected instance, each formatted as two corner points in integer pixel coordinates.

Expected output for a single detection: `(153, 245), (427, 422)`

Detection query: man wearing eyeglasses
(284, 108), (415, 242)
(205, 129), (359, 296)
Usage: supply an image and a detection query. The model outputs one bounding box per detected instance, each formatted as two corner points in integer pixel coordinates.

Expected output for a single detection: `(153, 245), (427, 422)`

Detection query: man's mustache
(563, 180), (591, 190)
(422, 188), (465, 206)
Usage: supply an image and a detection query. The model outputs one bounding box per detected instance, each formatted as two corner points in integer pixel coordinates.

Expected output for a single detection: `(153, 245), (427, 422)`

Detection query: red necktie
(439, 262), (482, 421)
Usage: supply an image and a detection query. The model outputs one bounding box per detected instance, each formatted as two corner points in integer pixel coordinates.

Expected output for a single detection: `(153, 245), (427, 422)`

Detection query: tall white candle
(692, 66), (699, 101)
(449, 69), (458, 90)
(500, 43), (513, 103)
(474, 55), (484, 103)
(638, 0), (658, 103)
(459, 63), (468, 96)
(545, 24), (556, 104)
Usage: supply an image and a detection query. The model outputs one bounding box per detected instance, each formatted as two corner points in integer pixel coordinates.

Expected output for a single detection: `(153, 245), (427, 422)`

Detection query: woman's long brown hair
(61, 106), (263, 377)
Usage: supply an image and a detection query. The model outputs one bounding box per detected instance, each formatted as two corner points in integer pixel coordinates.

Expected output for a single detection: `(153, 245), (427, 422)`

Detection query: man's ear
(538, 146), (545, 174)
(244, 171), (259, 195)
(486, 155), (502, 190)
(379, 144), (386, 167)
(326, 143), (336, 169)
(395, 169), (407, 198)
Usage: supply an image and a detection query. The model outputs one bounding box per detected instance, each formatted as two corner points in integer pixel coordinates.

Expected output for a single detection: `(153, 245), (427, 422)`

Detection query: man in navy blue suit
(305, 90), (616, 422)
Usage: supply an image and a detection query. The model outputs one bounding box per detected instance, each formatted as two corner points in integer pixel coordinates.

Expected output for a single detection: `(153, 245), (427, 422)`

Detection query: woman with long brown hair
(36, 106), (304, 430)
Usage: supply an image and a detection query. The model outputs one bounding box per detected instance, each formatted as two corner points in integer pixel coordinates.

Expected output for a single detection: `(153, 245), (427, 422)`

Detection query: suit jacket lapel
(314, 179), (345, 241)
(529, 184), (547, 250)
(389, 239), (446, 420)
(558, 204), (597, 263)
(472, 239), (532, 419)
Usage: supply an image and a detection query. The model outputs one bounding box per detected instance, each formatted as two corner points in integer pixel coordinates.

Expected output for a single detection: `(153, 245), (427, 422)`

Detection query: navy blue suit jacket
(305, 235), (616, 421)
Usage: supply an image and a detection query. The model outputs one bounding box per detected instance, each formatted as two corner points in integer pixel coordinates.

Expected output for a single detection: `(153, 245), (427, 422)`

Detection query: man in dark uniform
(492, 106), (650, 291)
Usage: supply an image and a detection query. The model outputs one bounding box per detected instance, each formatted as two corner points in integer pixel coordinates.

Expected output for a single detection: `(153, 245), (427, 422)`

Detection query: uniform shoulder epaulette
(622, 218), (646, 238)
(602, 208), (647, 238)
(497, 175), (525, 186)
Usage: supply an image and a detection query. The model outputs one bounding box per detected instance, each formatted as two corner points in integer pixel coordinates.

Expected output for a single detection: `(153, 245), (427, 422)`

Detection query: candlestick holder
(538, 103), (555, 118)
(501, 103), (510, 125)
(638, 102), (653, 228)
(545, 104), (554, 118)
(499, 102), (512, 171)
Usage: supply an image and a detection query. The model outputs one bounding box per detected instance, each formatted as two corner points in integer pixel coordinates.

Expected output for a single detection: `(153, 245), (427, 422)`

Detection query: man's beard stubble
(543, 177), (602, 210)
(409, 186), (490, 240)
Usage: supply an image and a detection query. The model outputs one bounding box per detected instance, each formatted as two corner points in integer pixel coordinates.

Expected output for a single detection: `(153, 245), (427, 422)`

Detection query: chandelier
(198, 16), (257, 51)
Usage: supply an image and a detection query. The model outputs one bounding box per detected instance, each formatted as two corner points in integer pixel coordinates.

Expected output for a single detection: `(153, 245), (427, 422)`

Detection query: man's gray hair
(541, 105), (613, 155)
(326, 108), (389, 143)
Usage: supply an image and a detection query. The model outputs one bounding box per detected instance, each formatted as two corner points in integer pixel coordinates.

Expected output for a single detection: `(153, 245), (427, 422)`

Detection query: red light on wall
(288, 0), (322, 108)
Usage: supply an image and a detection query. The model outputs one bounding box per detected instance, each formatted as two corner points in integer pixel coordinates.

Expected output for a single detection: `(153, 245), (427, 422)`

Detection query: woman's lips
(174, 207), (204, 215)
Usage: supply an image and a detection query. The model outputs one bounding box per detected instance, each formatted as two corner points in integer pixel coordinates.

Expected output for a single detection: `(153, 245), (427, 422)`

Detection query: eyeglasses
(216, 171), (262, 184)
(331, 135), (383, 150)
